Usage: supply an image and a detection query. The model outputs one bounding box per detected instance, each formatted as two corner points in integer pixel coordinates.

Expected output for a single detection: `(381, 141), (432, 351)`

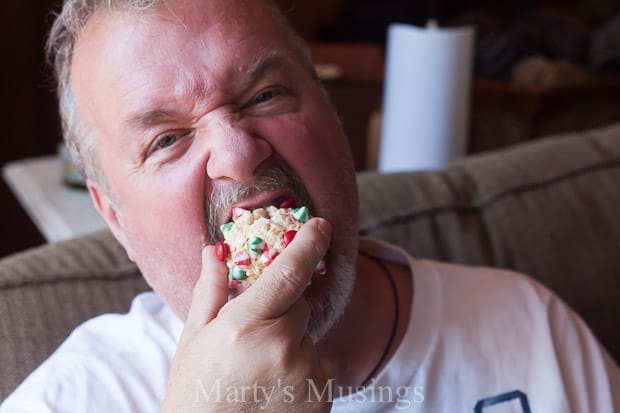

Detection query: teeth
(259, 196), (293, 210)
(266, 196), (286, 209)
(230, 196), (296, 223)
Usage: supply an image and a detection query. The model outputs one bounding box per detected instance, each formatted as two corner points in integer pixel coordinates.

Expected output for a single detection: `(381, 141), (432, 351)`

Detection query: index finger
(237, 217), (331, 319)
(183, 245), (230, 334)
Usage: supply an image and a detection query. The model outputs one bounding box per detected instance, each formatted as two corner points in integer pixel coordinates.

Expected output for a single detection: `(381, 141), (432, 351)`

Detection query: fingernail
(316, 218), (331, 238)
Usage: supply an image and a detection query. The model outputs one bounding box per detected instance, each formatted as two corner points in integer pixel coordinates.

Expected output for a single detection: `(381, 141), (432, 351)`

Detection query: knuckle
(310, 239), (327, 261)
(214, 311), (250, 343)
(273, 337), (295, 366)
(303, 223), (328, 248)
(298, 353), (316, 379)
(271, 262), (304, 294)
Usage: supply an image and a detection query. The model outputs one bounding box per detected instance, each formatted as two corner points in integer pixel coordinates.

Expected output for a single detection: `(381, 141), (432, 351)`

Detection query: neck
(316, 249), (413, 391)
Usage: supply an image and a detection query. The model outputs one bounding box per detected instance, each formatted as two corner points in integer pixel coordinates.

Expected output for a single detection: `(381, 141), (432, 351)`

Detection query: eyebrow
(237, 49), (287, 93)
(124, 50), (289, 132)
(126, 108), (180, 131)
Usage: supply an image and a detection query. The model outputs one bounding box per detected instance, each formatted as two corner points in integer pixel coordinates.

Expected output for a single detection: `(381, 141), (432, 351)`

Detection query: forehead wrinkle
(130, 49), (289, 131)
(123, 69), (213, 131)
(121, 41), (290, 133)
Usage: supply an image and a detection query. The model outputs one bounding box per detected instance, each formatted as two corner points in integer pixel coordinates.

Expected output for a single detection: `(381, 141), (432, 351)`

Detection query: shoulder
(55, 291), (181, 364)
(417, 259), (554, 308)
(404, 259), (620, 410)
(361, 237), (554, 305)
(413, 259), (620, 409)
(361, 238), (559, 327)
(407, 259), (582, 364)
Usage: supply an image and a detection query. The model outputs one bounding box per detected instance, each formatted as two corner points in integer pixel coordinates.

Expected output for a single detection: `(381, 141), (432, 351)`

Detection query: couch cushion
(0, 230), (147, 400)
(358, 122), (620, 364)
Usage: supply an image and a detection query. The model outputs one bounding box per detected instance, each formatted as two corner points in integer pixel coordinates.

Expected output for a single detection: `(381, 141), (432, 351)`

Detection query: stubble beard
(205, 159), (356, 342)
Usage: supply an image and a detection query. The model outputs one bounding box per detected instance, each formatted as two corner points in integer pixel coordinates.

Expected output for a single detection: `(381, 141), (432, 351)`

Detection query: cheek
(254, 109), (358, 230)
(120, 166), (207, 239)
(260, 110), (353, 174)
(106, 158), (209, 317)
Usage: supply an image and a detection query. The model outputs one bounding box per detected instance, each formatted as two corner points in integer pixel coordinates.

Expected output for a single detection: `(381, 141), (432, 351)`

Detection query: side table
(2, 156), (106, 242)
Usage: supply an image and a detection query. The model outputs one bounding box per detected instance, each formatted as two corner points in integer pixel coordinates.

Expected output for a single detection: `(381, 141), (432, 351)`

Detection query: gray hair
(46, 0), (312, 190)
(46, 0), (163, 188)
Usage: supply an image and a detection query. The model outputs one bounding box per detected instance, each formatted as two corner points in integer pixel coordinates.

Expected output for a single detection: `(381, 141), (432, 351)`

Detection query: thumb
(241, 218), (331, 320)
(183, 245), (229, 334)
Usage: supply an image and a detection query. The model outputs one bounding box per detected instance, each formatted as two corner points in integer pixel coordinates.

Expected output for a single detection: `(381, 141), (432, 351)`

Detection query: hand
(161, 218), (333, 412)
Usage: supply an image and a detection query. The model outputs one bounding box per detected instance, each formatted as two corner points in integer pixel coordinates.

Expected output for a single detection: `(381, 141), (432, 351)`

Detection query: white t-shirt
(2, 238), (619, 412)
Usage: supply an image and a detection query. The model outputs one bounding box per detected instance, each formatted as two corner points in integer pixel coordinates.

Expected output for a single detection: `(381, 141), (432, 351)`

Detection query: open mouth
(222, 193), (299, 226)
(267, 195), (295, 209)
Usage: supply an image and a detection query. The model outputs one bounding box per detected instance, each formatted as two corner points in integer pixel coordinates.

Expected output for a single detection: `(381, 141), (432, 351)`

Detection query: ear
(87, 179), (134, 260)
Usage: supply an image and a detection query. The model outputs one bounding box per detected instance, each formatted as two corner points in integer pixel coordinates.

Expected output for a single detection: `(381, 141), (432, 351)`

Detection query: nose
(205, 117), (272, 182)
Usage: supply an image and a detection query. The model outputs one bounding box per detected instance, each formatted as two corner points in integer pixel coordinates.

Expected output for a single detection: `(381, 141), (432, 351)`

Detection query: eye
(243, 86), (295, 116)
(147, 129), (193, 158)
(254, 88), (281, 104)
(156, 133), (178, 149)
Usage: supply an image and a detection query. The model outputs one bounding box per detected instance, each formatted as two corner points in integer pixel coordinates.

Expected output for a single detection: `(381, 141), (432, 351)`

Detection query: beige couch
(2, 123), (620, 400)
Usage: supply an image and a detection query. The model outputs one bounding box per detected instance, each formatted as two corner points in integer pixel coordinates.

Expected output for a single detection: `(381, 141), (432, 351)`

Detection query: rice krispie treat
(215, 204), (326, 289)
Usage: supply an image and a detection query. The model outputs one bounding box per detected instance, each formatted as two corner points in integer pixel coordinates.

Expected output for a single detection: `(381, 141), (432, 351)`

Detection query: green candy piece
(220, 222), (233, 233)
(293, 206), (309, 223)
(229, 266), (247, 281)
(246, 236), (265, 255)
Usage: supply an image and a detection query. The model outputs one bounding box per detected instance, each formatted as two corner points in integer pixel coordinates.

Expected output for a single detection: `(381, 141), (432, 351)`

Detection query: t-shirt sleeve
(0, 355), (144, 413)
(0, 292), (176, 413)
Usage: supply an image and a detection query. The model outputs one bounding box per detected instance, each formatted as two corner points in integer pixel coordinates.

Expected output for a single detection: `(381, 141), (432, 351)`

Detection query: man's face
(71, 0), (358, 322)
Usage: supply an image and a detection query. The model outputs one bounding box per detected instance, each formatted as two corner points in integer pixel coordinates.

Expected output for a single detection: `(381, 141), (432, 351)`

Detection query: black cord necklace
(358, 250), (400, 387)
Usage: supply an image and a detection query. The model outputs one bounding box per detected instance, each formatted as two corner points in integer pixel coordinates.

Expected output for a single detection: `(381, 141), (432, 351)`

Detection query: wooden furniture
(470, 77), (620, 153)
(310, 43), (385, 170)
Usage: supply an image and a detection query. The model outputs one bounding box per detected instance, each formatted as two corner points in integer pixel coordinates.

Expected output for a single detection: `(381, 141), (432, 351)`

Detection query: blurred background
(2, 0), (620, 257)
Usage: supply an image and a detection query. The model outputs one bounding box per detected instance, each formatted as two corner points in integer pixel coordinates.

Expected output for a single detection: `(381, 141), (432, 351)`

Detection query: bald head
(46, 0), (311, 188)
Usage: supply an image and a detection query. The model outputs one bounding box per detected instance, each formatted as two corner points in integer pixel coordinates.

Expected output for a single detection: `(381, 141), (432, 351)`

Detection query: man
(1, 0), (619, 411)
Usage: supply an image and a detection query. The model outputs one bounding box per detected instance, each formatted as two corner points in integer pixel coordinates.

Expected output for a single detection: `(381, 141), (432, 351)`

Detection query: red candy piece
(234, 250), (251, 267)
(232, 207), (247, 221)
(229, 280), (242, 289)
(260, 247), (279, 266)
(215, 242), (229, 262)
(279, 197), (295, 209)
(283, 230), (297, 247)
(314, 259), (327, 275)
